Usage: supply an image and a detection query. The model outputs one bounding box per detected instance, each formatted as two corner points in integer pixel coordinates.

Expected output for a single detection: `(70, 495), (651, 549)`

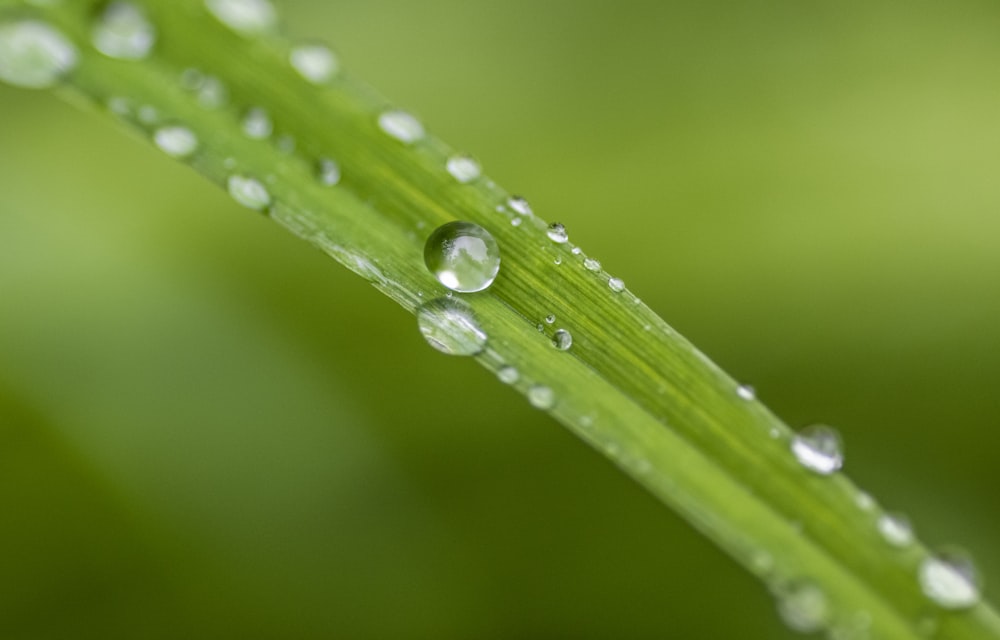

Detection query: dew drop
(197, 75), (228, 108)
(583, 258), (601, 272)
(790, 425), (843, 475)
(608, 277), (626, 293)
(571, 247), (582, 255)
(378, 109), (424, 144)
(153, 125), (198, 158)
(876, 512), (914, 548)
(775, 581), (830, 634)
(317, 158), (340, 186)
(737, 384), (756, 401)
(507, 195), (532, 216)
(919, 551), (980, 609)
(424, 221), (501, 293)
(510, 217), (522, 227)
(137, 104), (158, 125)
(92, 2), (156, 60)
(547, 222), (568, 244)
(497, 365), (519, 384)
(552, 329), (573, 351)
(855, 492), (876, 511)
(544, 314), (555, 324)
(554, 257), (562, 265)
(446, 154), (481, 184)
(416, 297), (487, 356)
(527, 385), (555, 410)
(289, 43), (338, 84)
(227, 174), (271, 210)
(0, 20), (78, 89)
(205, 0), (276, 35)
(242, 107), (273, 140)
(107, 96), (130, 116)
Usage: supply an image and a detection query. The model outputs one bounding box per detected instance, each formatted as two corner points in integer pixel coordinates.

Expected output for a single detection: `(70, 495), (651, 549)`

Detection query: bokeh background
(2, 1), (999, 637)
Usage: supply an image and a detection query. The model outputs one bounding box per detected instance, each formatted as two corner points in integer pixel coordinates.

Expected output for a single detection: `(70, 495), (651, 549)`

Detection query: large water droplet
(791, 425), (843, 475)
(424, 221), (500, 293)
(507, 195), (532, 216)
(552, 329), (573, 351)
(92, 2), (155, 60)
(416, 297), (487, 356)
(736, 384), (756, 401)
(242, 106), (272, 139)
(227, 174), (270, 210)
(584, 258), (601, 272)
(289, 43), (338, 84)
(378, 109), (424, 144)
(446, 154), (481, 183)
(527, 385), (555, 410)
(205, 0), (276, 35)
(876, 513), (914, 548)
(0, 20), (78, 89)
(776, 581), (830, 634)
(153, 125), (198, 158)
(919, 551), (980, 609)
(608, 277), (626, 293)
(497, 365), (519, 384)
(547, 222), (568, 244)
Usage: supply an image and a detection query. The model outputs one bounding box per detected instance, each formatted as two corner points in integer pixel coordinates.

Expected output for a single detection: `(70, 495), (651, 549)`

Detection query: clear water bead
(197, 75), (228, 108)
(205, 0), (277, 35)
(527, 385), (555, 410)
(227, 175), (271, 210)
(876, 513), (914, 548)
(497, 366), (519, 384)
(584, 258), (601, 272)
(919, 551), (980, 610)
(507, 195), (532, 216)
(552, 329), (573, 351)
(289, 43), (338, 84)
(776, 581), (830, 634)
(510, 217), (522, 227)
(0, 20), (78, 89)
(153, 126), (198, 158)
(608, 277), (626, 293)
(424, 221), (501, 293)
(93, 2), (156, 60)
(737, 384), (756, 401)
(446, 154), (481, 184)
(242, 107), (272, 139)
(378, 109), (424, 144)
(544, 314), (555, 324)
(547, 222), (568, 243)
(317, 158), (340, 186)
(791, 425), (843, 475)
(416, 298), (487, 356)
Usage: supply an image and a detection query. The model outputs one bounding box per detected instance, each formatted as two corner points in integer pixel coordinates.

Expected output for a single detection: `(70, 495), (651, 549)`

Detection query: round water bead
(416, 297), (487, 356)
(775, 581), (830, 634)
(92, 2), (156, 60)
(552, 329), (573, 351)
(919, 550), (981, 610)
(424, 221), (501, 293)
(790, 424), (843, 475)
(0, 20), (78, 89)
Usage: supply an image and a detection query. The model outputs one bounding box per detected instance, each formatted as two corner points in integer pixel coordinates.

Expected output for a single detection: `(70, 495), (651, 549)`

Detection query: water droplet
(497, 365), (519, 384)
(919, 551), (980, 609)
(317, 158), (340, 186)
(527, 385), (555, 410)
(137, 104), (158, 124)
(769, 427), (781, 439)
(0, 20), (78, 89)
(446, 154), (481, 184)
(554, 257), (562, 265)
(876, 513), (914, 548)
(547, 222), (568, 244)
(227, 174), (270, 210)
(790, 425), (843, 475)
(775, 581), (830, 634)
(378, 109), (424, 144)
(544, 314), (555, 324)
(507, 195), (532, 216)
(737, 384), (756, 401)
(196, 75), (228, 108)
(416, 297), (486, 356)
(855, 492), (876, 511)
(242, 107), (272, 139)
(289, 43), (337, 84)
(92, 2), (155, 60)
(107, 96), (130, 116)
(424, 221), (501, 293)
(552, 329), (573, 351)
(205, 0), (276, 35)
(571, 247), (582, 255)
(583, 258), (601, 272)
(608, 277), (626, 293)
(510, 217), (522, 227)
(153, 125), (198, 158)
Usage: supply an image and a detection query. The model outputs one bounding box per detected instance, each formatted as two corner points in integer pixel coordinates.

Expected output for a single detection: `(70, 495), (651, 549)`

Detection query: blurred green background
(2, 0), (999, 637)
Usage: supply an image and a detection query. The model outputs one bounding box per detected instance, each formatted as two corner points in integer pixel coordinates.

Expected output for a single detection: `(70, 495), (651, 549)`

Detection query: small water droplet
(876, 513), (914, 548)
(571, 247), (582, 255)
(775, 581), (830, 634)
(547, 222), (568, 244)
(242, 106), (273, 139)
(552, 329), (573, 351)
(769, 427), (781, 439)
(544, 314), (555, 324)
(317, 158), (340, 186)
(791, 425), (843, 475)
(584, 258), (601, 272)
(855, 492), (876, 511)
(507, 195), (532, 216)
(137, 104), (158, 124)
(416, 297), (487, 356)
(378, 109), (424, 144)
(92, 2), (156, 60)
(196, 75), (228, 108)
(737, 384), (756, 401)
(424, 221), (501, 293)
(153, 125), (198, 158)
(608, 277), (625, 293)
(527, 385), (555, 410)
(446, 154), (481, 184)
(289, 43), (338, 84)
(205, 0), (277, 35)
(919, 551), (980, 609)
(497, 365), (519, 384)
(554, 256), (562, 265)
(510, 217), (522, 227)
(0, 20), (78, 89)
(107, 95), (130, 116)
(227, 174), (271, 210)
